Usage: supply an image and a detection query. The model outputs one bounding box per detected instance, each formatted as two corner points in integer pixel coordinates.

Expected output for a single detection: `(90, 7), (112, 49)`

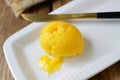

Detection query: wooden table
(0, 0), (120, 80)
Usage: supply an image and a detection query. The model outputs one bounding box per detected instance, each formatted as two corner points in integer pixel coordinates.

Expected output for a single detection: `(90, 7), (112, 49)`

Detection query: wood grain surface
(0, 0), (120, 80)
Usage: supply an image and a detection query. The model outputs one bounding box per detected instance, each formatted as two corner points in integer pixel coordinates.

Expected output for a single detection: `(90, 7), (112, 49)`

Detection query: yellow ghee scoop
(39, 21), (84, 57)
(38, 21), (84, 74)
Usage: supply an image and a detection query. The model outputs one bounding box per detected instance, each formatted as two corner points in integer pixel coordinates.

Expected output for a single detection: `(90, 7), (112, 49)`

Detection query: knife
(21, 12), (120, 22)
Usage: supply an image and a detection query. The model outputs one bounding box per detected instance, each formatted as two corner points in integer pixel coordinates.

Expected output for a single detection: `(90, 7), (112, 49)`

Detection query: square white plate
(3, 0), (120, 80)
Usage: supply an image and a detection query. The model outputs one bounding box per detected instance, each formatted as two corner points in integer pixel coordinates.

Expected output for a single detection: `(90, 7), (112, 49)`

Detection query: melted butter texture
(38, 55), (63, 74)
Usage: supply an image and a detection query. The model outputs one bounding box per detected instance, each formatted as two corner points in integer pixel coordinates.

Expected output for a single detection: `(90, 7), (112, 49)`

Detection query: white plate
(3, 0), (120, 80)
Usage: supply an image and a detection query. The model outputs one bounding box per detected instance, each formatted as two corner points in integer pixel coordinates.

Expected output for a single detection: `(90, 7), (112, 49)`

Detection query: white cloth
(5, 0), (46, 17)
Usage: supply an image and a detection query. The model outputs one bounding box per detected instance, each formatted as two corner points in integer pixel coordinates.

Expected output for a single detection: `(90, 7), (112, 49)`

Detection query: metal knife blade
(21, 13), (97, 22)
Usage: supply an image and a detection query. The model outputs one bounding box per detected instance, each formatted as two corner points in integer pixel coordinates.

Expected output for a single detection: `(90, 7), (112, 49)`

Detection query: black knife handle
(97, 12), (120, 18)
